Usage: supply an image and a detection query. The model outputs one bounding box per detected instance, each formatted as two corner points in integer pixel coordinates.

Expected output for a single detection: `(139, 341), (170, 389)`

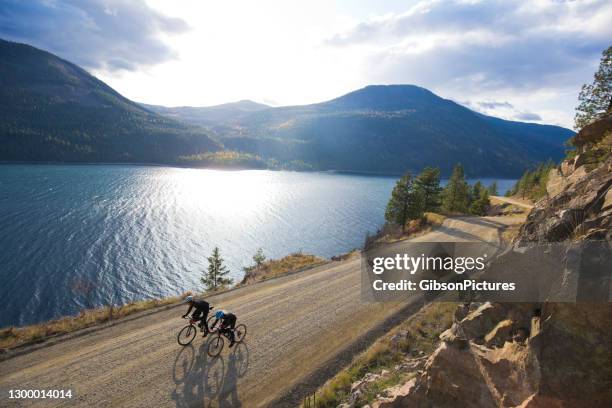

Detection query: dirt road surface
(0, 216), (523, 408)
(490, 195), (535, 209)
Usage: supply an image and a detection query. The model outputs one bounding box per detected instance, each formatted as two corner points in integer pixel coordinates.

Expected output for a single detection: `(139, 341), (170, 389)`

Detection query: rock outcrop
(368, 115), (612, 407)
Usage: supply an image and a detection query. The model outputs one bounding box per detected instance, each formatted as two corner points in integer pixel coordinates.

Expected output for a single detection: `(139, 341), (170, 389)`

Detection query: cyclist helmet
(215, 310), (225, 319)
(184, 295), (193, 303)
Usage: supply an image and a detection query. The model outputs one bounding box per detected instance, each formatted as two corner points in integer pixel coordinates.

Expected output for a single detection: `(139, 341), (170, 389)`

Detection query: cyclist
(210, 309), (238, 347)
(182, 296), (212, 337)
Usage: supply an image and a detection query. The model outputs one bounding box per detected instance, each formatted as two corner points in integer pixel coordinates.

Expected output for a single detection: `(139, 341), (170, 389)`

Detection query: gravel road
(490, 195), (535, 209)
(0, 216), (523, 408)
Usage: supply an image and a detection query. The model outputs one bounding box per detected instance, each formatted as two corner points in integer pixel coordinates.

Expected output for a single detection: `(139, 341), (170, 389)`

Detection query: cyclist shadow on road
(217, 342), (250, 408)
(170, 337), (250, 407)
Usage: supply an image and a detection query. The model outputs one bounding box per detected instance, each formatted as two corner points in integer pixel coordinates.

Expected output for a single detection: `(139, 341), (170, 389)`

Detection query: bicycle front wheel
(234, 324), (247, 342)
(177, 324), (197, 346)
(207, 335), (224, 357)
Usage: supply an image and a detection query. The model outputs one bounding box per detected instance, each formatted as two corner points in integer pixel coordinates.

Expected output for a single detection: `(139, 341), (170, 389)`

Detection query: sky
(1, 0), (610, 128)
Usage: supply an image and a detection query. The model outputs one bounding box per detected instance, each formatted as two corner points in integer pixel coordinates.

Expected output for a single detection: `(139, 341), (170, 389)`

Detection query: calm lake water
(0, 164), (516, 327)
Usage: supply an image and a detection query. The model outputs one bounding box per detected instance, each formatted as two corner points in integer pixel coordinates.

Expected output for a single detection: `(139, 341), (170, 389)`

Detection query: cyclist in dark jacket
(182, 296), (212, 336)
(210, 310), (237, 347)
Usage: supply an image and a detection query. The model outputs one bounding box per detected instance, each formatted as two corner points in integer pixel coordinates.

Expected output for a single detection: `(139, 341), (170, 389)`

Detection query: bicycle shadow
(170, 338), (250, 407)
(217, 342), (250, 408)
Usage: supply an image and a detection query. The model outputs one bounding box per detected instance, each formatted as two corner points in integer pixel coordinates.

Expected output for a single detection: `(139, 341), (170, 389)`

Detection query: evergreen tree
(575, 45), (612, 130)
(487, 182), (498, 196)
(470, 189), (490, 216)
(470, 181), (485, 204)
(442, 164), (469, 213)
(385, 172), (423, 233)
(414, 166), (442, 212)
(507, 160), (555, 201)
(202, 247), (233, 291)
(252, 248), (266, 269)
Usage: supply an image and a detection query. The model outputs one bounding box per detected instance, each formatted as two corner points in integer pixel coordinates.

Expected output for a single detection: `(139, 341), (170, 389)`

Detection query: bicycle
(206, 322), (247, 357)
(177, 317), (200, 346)
(177, 307), (215, 346)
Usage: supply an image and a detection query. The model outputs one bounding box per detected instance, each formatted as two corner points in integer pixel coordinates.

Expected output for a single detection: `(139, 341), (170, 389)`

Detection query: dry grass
(331, 249), (361, 262)
(489, 197), (531, 216)
(310, 302), (456, 407)
(373, 213), (446, 245)
(1, 252), (329, 351)
(501, 223), (522, 245)
(0, 292), (193, 350)
(240, 253), (326, 284)
(423, 212), (447, 226)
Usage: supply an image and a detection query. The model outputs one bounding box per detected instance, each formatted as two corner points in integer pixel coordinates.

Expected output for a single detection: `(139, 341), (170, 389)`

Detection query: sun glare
(169, 168), (273, 215)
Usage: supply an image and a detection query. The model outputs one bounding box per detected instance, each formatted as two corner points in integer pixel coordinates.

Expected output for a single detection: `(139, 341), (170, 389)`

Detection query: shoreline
(0, 160), (524, 179)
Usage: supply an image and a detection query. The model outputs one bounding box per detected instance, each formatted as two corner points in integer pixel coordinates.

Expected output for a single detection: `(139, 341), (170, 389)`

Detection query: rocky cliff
(368, 116), (612, 408)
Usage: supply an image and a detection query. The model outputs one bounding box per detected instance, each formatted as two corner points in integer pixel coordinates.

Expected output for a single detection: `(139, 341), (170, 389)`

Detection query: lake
(0, 164), (516, 327)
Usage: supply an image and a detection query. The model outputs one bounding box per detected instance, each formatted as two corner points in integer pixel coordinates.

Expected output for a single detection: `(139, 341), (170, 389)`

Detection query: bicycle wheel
(207, 335), (224, 357)
(177, 324), (197, 346)
(234, 324), (247, 342)
(206, 315), (216, 331)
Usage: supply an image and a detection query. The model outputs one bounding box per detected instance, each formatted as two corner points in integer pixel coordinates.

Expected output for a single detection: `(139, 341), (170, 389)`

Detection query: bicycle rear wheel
(234, 324), (247, 342)
(207, 335), (224, 357)
(206, 315), (216, 331)
(177, 324), (196, 346)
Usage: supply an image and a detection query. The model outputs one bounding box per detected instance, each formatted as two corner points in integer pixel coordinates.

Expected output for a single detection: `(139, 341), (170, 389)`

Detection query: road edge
(0, 259), (334, 362)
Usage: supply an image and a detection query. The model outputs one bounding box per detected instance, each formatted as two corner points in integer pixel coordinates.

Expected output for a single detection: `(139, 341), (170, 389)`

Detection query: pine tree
(470, 189), (490, 216)
(442, 164), (469, 213)
(414, 166), (442, 212)
(385, 172), (423, 233)
(252, 248), (266, 269)
(507, 160), (555, 201)
(202, 247), (233, 291)
(470, 181), (484, 204)
(575, 45), (612, 130)
(487, 182), (498, 196)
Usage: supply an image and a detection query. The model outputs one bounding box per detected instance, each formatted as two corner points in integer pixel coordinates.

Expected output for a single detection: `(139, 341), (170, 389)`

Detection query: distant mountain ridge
(148, 85), (574, 176)
(141, 100), (269, 128)
(0, 39), (574, 176)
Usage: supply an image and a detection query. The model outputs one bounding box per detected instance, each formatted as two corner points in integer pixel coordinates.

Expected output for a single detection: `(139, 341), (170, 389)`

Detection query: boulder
(459, 302), (507, 341)
(484, 319), (513, 347)
(454, 303), (470, 321)
(572, 114), (612, 149)
(439, 323), (469, 349)
(372, 379), (416, 408)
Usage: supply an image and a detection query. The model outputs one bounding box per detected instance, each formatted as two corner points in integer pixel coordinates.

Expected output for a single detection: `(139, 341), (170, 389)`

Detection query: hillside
(151, 85), (574, 177)
(142, 100), (269, 128)
(0, 39), (221, 163)
(327, 114), (612, 408)
(0, 39), (574, 176)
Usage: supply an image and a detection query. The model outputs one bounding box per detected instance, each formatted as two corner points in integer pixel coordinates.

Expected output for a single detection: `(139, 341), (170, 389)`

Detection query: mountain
(0, 39), (221, 163)
(142, 100), (269, 128)
(0, 38), (574, 176)
(162, 85), (573, 176)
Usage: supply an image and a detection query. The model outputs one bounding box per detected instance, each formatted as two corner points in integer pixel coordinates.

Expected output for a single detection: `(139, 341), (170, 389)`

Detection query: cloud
(477, 101), (514, 110)
(325, 0), (611, 127)
(461, 100), (543, 122)
(0, 0), (189, 72)
(514, 112), (543, 121)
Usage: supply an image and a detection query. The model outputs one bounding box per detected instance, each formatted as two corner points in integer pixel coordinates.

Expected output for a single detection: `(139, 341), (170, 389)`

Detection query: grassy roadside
(310, 302), (456, 407)
(240, 252), (327, 285)
(0, 253), (326, 351)
(369, 212), (447, 246)
(0, 293), (189, 349)
(0, 294), (191, 350)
